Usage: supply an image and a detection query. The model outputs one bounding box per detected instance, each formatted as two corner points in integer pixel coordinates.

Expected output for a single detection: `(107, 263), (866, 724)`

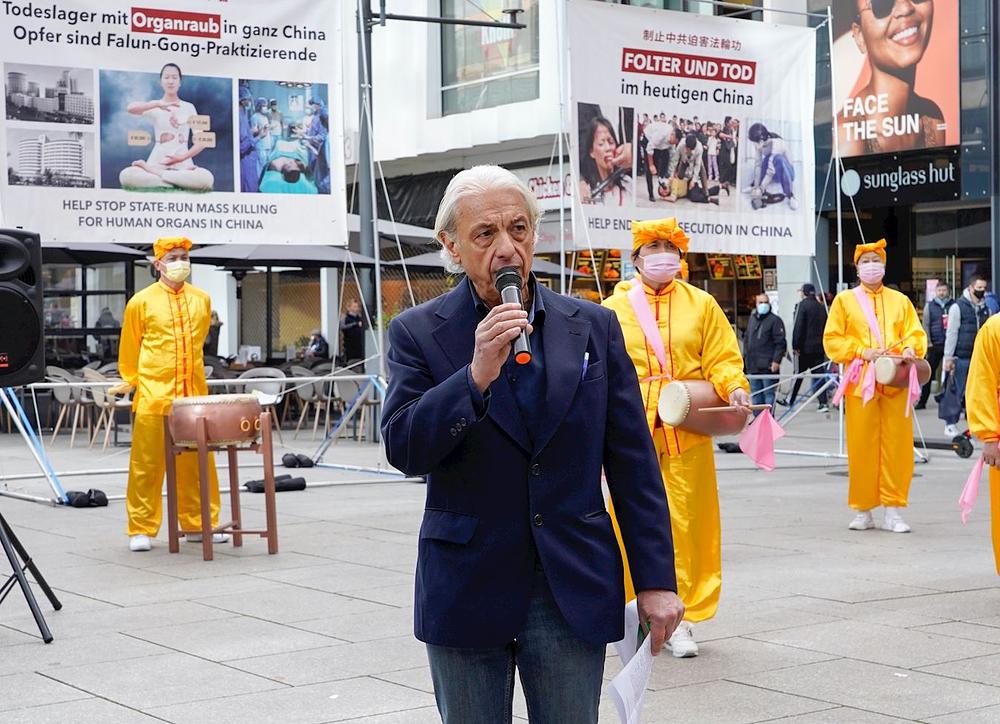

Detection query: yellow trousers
(988, 468), (1000, 576)
(845, 388), (912, 510)
(611, 436), (721, 623)
(126, 413), (220, 536)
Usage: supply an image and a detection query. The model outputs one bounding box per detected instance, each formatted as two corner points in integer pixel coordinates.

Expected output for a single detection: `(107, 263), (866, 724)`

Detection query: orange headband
(153, 236), (193, 260)
(853, 238), (887, 264)
(631, 218), (689, 254)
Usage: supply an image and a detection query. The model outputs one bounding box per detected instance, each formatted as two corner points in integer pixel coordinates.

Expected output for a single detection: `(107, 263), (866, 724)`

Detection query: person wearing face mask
(743, 293), (787, 417)
(603, 217), (751, 659)
(918, 282), (953, 410)
(111, 237), (224, 552)
(941, 274), (991, 437)
(823, 239), (927, 534)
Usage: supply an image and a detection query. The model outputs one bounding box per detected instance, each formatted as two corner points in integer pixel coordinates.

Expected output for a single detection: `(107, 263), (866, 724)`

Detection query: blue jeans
(425, 561), (606, 723)
(750, 375), (777, 416)
(944, 357), (971, 425)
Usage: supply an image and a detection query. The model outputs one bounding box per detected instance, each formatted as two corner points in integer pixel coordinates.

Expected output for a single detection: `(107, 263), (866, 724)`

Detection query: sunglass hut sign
(840, 148), (960, 207)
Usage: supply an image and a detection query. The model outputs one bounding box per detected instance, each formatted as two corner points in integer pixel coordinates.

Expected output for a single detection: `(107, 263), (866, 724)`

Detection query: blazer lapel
(431, 279), (531, 454)
(534, 287), (590, 455)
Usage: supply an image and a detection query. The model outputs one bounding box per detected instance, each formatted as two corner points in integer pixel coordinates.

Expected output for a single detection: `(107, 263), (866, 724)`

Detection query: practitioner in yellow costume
(823, 239), (926, 534)
(603, 218), (750, 658)
(965, 314), (1000, 573)
(114, 237), (223, 552)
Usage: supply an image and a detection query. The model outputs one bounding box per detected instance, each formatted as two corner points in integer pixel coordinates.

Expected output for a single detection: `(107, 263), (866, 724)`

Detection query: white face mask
(162, 259), (190, 283)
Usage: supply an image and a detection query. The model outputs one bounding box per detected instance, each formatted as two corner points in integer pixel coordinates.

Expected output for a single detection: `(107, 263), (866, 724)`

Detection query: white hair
(434, 165), (541, 274)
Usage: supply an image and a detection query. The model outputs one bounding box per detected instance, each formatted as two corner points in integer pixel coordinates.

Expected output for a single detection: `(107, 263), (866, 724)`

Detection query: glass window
(85, 263), (126, 291)
(441, 0), (540, 116)
(43, 265), (81, 291)
(272, 270), (321, 355)
(960, 0), (987, 36)
(45, 295), (82, 329)
(960, 36), (990, 198)
(43, 260), (131, 365)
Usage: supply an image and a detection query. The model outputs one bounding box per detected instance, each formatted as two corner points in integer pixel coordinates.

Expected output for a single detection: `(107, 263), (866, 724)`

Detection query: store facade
(812, 0), (996, 304)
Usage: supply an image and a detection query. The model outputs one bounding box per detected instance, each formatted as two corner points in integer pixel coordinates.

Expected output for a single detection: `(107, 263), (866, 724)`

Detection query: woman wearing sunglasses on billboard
(837, 0), (945, 157)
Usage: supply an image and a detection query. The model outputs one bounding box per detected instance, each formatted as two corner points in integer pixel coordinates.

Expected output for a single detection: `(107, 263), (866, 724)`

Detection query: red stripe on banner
(621, 47), (756, 85)
(131, 7), (222, 38)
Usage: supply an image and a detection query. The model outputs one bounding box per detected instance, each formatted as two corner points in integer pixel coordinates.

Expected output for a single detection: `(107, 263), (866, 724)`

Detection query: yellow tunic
(964, 314), (1000, 572)
(118, 280), (220, 536)
(823, 285), (927, 510)
(119, 280), (212, 416)
(603, 277), (748, 622)
(602, 277), (749, 456)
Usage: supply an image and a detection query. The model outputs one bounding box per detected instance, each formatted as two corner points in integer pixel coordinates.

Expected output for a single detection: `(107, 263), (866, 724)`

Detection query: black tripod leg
(0, 516), (55, 643)
(0, 516), (61, 610)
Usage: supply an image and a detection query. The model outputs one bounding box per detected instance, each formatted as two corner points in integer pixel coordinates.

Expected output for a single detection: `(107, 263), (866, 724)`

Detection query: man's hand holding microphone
(470, 268), (533, 394)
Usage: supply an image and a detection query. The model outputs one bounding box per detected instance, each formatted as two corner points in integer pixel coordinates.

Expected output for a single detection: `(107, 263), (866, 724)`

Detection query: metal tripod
(0, 513), (61, 643)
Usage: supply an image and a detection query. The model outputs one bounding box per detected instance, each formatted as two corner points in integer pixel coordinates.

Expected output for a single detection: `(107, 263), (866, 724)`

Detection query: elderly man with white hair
(381, 165), (683, 722)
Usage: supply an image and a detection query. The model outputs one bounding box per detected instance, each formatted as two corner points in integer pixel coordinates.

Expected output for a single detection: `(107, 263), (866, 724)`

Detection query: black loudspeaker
(0, 230), (43, 387)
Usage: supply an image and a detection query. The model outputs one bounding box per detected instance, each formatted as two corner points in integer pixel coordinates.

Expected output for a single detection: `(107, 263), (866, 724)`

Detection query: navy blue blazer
(382, 278), (677, 648)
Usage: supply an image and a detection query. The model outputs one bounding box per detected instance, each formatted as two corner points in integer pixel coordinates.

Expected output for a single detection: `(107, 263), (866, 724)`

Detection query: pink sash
(850, 286), (883, 405)
(904, 364), (921, 418)
(832, 358), (863, 407)
(852, 286), (884, 348)
(627, 282), (671, 382)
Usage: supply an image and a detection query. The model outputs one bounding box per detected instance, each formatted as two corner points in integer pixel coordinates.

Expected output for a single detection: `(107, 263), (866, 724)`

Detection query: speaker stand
(0, 388), (67, 504)
(0, 513), (60, 643)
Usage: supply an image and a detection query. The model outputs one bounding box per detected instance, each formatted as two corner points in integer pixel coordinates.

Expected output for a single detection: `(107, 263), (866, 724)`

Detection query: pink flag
(904, 363), (921, 418)
(959, 457), (985, 525)
(739, 409), (787, 472)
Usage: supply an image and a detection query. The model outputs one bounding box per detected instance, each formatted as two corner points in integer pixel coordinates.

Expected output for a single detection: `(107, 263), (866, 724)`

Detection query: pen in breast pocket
(581, 352), (590, 380)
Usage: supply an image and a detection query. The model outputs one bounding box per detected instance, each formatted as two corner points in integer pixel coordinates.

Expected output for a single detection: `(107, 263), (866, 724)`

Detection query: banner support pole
(826, 5), (846, 457)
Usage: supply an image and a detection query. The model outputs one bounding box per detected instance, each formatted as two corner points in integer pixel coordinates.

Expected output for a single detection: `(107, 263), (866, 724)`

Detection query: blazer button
(533, 514), (543, 527)
(530, 464), (541, 477)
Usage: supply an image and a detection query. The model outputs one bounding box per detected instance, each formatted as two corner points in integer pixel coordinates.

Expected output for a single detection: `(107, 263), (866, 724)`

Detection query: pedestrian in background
(942, 275), (991, 437)
(918, 282), (953, 410)
(743, 292), (786, 416)
(781, 283), (829, 412)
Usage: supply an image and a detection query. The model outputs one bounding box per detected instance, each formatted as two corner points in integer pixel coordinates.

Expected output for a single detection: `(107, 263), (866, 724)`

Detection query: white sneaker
(817, 405), (829, 413)
(882, 507), (911, 533)
(186, 533), (231, 543)
(944, 424), (959, 438)
(129, 534), (152, 552)
(665, 621), (699, 658)
(848, 510), (875, 530)
(788, 196), (799, 210)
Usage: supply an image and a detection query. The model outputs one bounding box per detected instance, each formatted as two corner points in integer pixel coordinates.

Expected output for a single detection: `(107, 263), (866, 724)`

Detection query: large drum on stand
(169, 394), (263, 448)
(873, 357), (932, 389)
(657, 380), (751, 437)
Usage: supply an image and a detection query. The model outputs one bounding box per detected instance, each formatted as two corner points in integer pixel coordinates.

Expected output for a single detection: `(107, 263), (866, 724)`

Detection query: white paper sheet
(612, 599), (642, 665)
(608, 633), (654, 724)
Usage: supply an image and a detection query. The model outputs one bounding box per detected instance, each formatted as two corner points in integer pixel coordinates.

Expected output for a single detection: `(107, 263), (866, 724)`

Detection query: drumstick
(883, 332), (918, 352)
(701, 404), (772, 413)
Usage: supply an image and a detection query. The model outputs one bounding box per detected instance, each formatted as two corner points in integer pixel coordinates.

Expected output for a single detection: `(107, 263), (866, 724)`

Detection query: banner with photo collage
(568, 0), (816, 256)
(0, 0), (344, 245)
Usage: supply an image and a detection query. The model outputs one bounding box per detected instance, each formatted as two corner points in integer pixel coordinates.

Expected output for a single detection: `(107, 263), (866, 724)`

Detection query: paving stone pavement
(1, 407), (999, 723)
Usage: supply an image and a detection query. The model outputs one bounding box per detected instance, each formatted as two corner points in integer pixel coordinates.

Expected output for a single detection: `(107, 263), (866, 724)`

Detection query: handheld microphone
(494, 266), (532, 366)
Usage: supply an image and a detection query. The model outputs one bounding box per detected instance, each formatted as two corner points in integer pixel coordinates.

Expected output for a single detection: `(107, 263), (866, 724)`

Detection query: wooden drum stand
(163, 408), (278, 561)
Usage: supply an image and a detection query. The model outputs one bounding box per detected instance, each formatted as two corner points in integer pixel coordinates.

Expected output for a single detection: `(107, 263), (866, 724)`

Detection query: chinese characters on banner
(568, 0), (816, 256)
